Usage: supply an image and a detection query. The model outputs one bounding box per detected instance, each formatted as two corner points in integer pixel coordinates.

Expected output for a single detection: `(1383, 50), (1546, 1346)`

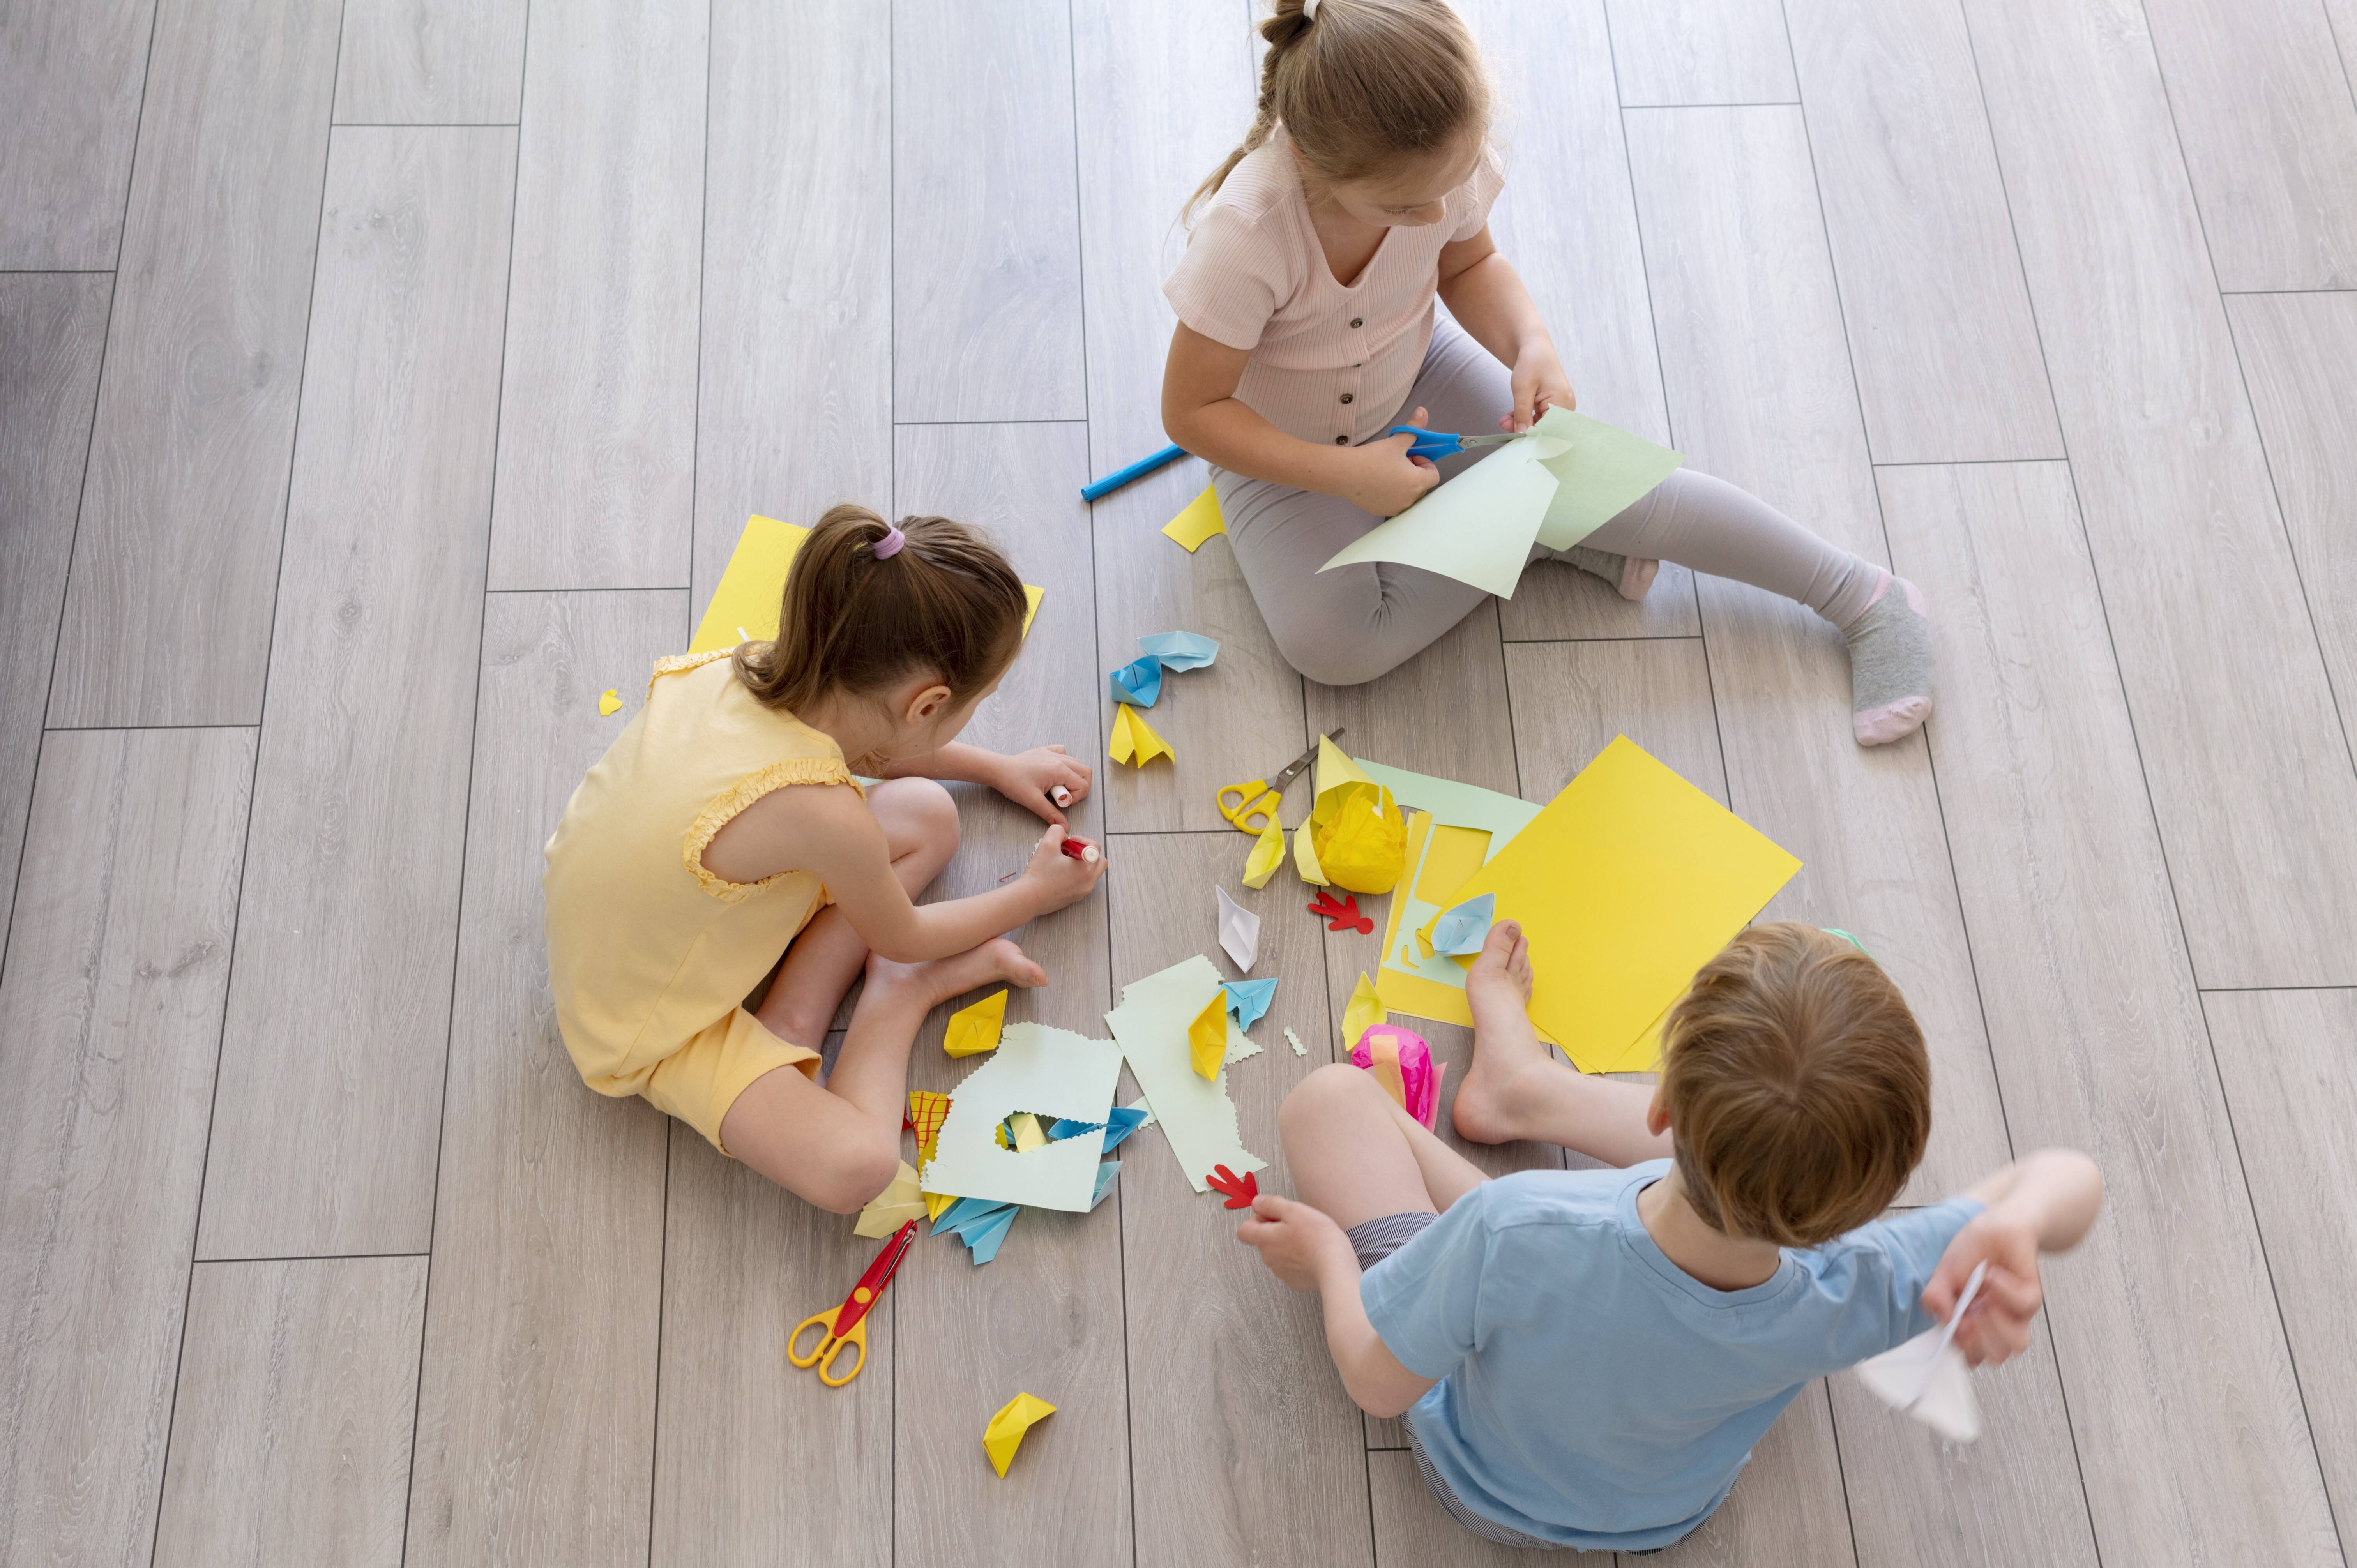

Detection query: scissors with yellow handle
(1215, 728), (1343, 836)
(789, 1219), (916, 1387)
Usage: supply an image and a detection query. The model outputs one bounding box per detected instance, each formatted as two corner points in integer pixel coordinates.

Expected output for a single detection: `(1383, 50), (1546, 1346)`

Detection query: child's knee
(878, 775), (960, 860)
(1271, 623), (1398, 689)
(1281, 1062), (1380, 1139)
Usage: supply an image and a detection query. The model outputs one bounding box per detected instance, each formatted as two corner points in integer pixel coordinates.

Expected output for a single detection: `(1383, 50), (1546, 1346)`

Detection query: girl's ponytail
(733, 504), (1027, 717)
(1183, 0), (1489, 226)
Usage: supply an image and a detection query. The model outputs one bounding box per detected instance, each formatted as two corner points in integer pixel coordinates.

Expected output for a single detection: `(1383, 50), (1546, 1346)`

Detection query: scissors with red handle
(789, 1220), (916, 1387)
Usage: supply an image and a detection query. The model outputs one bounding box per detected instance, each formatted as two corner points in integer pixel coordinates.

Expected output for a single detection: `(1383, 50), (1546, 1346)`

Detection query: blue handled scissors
(1389, 425), (1520, 461)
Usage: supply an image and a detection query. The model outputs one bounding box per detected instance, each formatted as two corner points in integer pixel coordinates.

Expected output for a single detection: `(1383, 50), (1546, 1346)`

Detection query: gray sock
(1557, 544), (1656, 601)
(1845, 573), (1935, 746)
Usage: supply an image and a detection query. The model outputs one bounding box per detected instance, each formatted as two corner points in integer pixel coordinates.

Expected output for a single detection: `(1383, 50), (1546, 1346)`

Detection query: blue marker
(1080, 441), (1186, 502)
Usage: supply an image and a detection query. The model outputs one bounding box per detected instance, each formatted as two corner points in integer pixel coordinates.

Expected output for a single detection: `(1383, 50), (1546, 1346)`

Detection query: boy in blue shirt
(1239, 921), (2103, 1552)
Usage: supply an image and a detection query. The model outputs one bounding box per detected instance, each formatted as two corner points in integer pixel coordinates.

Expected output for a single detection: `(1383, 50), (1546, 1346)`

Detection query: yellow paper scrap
(691, 514), (1042, 655)
(853, 1160), (927, 1237)
(1242, 817), (1286, 889)
(1307, 733), (1405, 895)
(1109, 703), (1174, 767)
(1341, 972), (1385, 1050)
(908, 1089), (952, 1172)
(1315, 733), (1373, 794)
(1161, 485), (1225, 552)
(1011, 1112), (1048, 1153)
(1189, 991), (1228, 1080)
(597, 688), (622, 716)
(924, 1189), (959, 1222)
(1449, 736), (1800, 1074)
(1294, 822), (1328, 885)
(945, 990), (1008, 1058)
(984, 1391), (1058, 1477)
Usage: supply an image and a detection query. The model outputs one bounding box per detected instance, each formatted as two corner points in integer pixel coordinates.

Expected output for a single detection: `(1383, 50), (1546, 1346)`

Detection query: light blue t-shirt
(1361, 1160), (1981, 1552)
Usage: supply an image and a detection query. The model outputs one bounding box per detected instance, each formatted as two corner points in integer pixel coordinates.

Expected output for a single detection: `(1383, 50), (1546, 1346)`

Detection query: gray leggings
(1213, 319), (1883, 687)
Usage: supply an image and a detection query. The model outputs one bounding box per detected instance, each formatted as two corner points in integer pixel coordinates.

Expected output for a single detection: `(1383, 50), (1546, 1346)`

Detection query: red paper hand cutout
(1307, 890), (1373, 934)
(1207, 1164), (1260, 1209)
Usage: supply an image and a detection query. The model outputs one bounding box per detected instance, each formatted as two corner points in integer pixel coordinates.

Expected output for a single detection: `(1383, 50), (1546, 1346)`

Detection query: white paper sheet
(920, 1022), (1125, 1212)
(1106, 955), (1266, 1195)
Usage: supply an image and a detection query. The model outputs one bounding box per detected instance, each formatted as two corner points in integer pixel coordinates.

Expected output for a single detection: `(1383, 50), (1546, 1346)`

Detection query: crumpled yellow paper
(1305, 736), (1406, 895)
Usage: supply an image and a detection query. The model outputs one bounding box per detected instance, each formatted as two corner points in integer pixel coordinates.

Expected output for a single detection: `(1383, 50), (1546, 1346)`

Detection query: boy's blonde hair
(1185, 0), (1490, 224)
(1659, 924), (1931, 1248)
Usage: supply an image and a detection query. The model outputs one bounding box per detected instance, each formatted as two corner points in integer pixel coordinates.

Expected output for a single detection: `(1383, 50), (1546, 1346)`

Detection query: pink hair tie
(872, 522), (906, 559)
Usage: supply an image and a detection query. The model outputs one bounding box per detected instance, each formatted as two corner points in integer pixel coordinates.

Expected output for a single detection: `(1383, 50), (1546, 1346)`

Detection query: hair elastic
(872, 521), (906, 559)
(1301, 0), (1320, 18)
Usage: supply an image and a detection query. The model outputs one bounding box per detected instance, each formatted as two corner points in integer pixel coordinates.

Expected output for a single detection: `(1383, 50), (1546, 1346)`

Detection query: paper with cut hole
(1162, 486), (1225, 552)
(1106, 955), (1265, 1195)
(1354, 759), (1542, 1029)
(1224, 978), (1277, 1031)
(1447, 736), (1799, 1074)
(1242, 818), (1285, 889)
(1109, 704), (1174, 767)
(691, 513), (1042, 654)
(985, 1391), (1058, 1476)
(944, 990), (1007, 1058)
(1216, 885), (1260, 972)
(921, 1022), (1124, 1211)
(853, 1160), (927, 1237)
(1315, 410), (1683, 598)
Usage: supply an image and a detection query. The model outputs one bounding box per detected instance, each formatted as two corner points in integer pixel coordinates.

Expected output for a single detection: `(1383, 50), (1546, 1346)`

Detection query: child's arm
(1434, 226), (1576, 434)
(877, 742), (1093, 826)
(1236, 1194), (1439, 1418)
(1161, 325), (1440, 517)
(1924, 1148), (2104, 1367)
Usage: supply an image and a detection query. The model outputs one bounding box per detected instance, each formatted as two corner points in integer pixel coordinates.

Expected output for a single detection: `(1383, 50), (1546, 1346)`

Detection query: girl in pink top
(1160, 0), (1932, 746)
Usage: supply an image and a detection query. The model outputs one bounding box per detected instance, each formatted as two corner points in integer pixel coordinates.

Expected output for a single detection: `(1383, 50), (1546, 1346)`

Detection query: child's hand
(1342, 409), (1441, 517)
(1236, 1192), (1357, 1292)
(996, 745), (1092, 825)
(1018, 824), (1107, 913)
(1505, 343), (1576, 432)
(1923, 1212), (2044, 1367)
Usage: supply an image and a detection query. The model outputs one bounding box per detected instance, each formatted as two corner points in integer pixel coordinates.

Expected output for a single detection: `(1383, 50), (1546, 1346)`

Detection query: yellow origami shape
(853, 1160), (927, 1238)
(1161, 485), (1226, 552)
(984, 1391), (1058, 1478)
(924, 1189), (959, 1222)
(1294, 822), (1329, 886)
(1342, 971), (1386, 1051)
(1109, 703), (1174, 767)
(1242, 817), (1286, 890)
(945, 990), (1007, 1058)
(1189, 991), (1229, 1081)
(597, 688), (622, 716)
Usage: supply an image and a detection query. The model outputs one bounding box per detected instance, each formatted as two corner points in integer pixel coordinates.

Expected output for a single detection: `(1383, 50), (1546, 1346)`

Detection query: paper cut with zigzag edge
(921, 1022), (1123, 1211)
(1105, 955), (1265, 1194)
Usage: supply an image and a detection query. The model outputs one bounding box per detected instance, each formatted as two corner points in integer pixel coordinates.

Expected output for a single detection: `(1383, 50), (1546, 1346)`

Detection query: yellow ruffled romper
(543, 650), (861, 1151)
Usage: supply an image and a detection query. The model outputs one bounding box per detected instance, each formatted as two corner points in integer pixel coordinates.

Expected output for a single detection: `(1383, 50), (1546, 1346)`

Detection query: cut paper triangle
(924, 1189), (959, 1223)
(1134, 630), (1219, 671)
(1161, 486), (1225, 552)
(597, 689), (622, 716)
(984, 1391), (1058, 1476)
(1216, 885), (1260, 972)
(1189, 991), (1229, 1080)
(1109, 704), (1174, 767)
(853, 1160), (927, 1237)
(1294, 822), (1329, 885)
(961, 1205), (1017, 1264)
(1089, 1159), (1122, 1210)
(944, 990), (1007, 1058)
(1242, 818), (1286, 889)
(1314, 733), (1373, 796)
(1223, 978), (1278, 1031)
(692, 514), (1043, 655)
(908, 1089), (952, 1171)
(1342, 972), (1386, 1051)
(1109, 655), (1163, 707)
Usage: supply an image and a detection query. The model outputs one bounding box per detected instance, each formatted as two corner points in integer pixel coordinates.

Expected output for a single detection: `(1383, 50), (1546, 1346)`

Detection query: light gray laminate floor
(5, 1), (2356, 1563)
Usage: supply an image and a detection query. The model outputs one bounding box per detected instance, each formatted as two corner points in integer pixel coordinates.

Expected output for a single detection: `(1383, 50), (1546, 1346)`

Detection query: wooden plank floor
(4, 2), (2355, 1563)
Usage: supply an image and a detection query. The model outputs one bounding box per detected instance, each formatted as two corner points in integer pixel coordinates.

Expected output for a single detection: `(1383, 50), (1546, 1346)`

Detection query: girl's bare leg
(1279, 1063), (1493, 1231)
(1451, 921), (1672, 1168)
(754, 776), (961, 1051)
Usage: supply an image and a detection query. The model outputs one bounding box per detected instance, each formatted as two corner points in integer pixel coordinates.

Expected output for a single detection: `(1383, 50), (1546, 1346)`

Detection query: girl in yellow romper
(542, 506), (1106, 1214)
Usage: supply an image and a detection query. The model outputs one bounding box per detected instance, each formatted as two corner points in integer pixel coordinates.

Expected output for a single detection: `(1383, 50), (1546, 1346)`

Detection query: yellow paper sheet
(944, 990), (1007, 1058)
(1109, 703), (1173, 767)
(1241, 818), (1285, 889)
(1161, 485), (1225, 552)
(1448, 736), (1799, 1074)
(690, 514), (1042, 655)
(984, 1391), (1058, 1477)
(1341, 972), (1385, 1049)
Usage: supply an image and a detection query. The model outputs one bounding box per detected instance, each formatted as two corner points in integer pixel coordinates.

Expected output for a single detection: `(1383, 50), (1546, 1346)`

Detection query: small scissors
(789, 1220), (916, 1387)
(1215, 727), (1344, 836)
(1389, 425), (1518, 462)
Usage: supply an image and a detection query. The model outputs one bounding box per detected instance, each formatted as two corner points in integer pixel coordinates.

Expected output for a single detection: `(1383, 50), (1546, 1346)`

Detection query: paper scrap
(1448, 736), (1799, 1074)
(944, 990), (1007, 1058)
(1110, 655), (1164, 707)
(1351, 1025), (1445, 1130)
(1293, 822), (1328, 885)
(691, 514), (1044, 655)
(1161, 486), (1225, 552)
(921, 1022), (1125, 1211)
(1109, 703), (1174, 767)
(1241, 817), (1286, 890)
(908, 1089), (952, 1172)
(1316, 411), (1682, 598)
(1135, 631), (1219, 671)
(853, 1160), (928, 1237)
(1224, 978), (1277, 1031)
(598, 689), (622, 716)
(1206, 1164), (1259, 1209)
(1216, 885), (1261, 972)
(924, 1189), (959, 1222)
(1106, 955), (1265, 1194)
(1855, 1261), (1987, 1443)
(936, 1196), (1020, 1264)
(1090, 1160), (1122, 1210)
(1284, 1026), (1308, 1057)
(984, 1391), (1058, 1477)
(1189, 991), (1228, 1080)
(1308, 889), (1372, 934)
(1341, 972), (1386, 1051)
(1430, 892), (1495, 956)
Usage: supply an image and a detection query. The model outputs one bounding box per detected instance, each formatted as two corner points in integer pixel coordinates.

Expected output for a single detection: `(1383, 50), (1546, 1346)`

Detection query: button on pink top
(1163, 125), (1504, 448)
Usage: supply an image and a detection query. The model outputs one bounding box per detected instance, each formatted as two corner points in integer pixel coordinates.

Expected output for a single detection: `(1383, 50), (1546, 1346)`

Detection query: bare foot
(1454, 921), (1552, 1146)
(862, 937), (1046, 1017)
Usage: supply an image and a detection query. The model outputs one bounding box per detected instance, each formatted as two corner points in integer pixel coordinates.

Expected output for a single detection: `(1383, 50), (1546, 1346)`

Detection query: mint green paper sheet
(1315, 409), (1683, 597)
